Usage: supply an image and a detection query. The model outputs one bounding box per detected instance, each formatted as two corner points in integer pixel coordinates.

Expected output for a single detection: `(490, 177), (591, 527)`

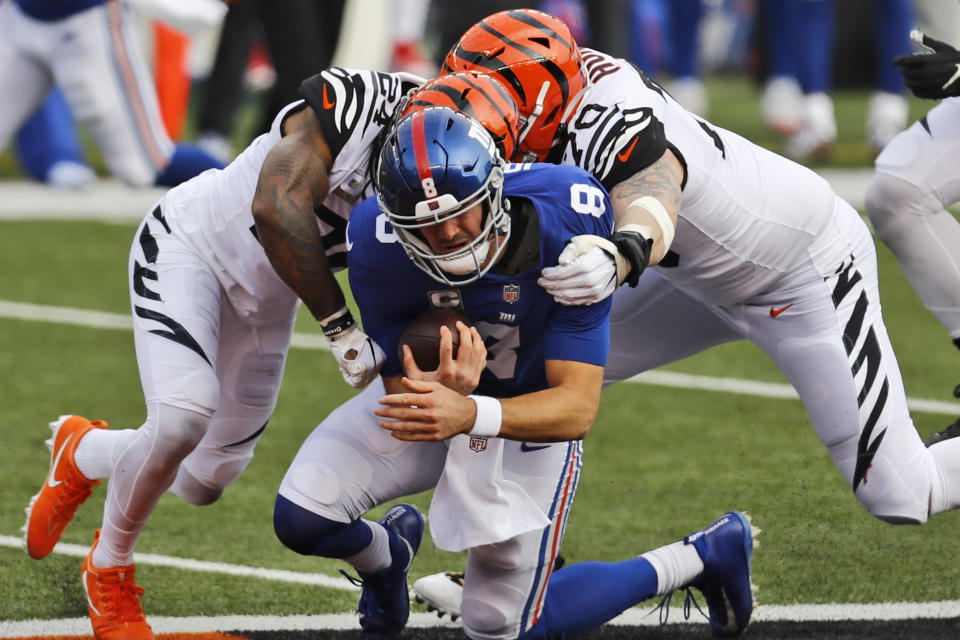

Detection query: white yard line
(3, 299), (959, 415)
(0, 534), (353, 591)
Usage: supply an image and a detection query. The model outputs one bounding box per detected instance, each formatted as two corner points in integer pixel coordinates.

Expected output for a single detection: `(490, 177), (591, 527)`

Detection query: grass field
(1, 77), (959, 635)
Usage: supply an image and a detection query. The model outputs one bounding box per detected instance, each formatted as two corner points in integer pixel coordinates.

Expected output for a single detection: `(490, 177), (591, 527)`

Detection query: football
(398, 308), (470, 372)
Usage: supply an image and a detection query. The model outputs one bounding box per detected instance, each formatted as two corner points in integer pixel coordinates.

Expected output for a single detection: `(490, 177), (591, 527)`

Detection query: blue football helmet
(377, 106), (510, 285)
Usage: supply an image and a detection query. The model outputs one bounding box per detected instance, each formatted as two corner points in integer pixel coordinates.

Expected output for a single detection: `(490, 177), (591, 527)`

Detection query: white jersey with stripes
(564, 49), (846, 305)
(157, 68), (422, 322)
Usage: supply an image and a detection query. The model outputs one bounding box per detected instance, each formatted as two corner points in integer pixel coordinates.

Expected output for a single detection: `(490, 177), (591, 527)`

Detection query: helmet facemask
(377, 108), (512, 286)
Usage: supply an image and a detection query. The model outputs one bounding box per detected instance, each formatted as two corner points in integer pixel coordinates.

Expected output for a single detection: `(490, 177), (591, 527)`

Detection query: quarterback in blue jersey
(273, 106), (756, 640)
(349, 154), (612, 401)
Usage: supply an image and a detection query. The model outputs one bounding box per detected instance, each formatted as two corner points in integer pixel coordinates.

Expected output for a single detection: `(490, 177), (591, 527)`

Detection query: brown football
(398, 308), (470, 372)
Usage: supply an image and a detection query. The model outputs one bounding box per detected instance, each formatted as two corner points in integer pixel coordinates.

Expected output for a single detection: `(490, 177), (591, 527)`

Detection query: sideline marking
(3, 600), (960, 637)
(3, 300), (959, 415)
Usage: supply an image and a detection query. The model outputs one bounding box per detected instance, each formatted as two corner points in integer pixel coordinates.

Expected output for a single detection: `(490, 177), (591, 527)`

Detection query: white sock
(74, 428), (137, 480)
(641, 540), (705, 595)
(344, 520), (392, 574)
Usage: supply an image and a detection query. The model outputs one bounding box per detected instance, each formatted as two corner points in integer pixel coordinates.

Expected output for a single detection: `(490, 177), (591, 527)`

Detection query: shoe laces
(649, 588), (710, 627)
(52, 470), (95, 520)
(96, 570), (147, 622)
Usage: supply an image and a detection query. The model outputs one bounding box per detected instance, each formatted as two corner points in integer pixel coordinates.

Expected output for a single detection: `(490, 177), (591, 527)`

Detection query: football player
(18, 66), (575, 640)
(0, 0), (223, 187)
(273, 105), (758, 640)
(867, 30), (960, 445)
(410, 9), (960, 625)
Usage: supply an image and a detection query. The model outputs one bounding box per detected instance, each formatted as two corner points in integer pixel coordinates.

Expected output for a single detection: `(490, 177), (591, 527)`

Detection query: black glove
(893, 32), (960, 100)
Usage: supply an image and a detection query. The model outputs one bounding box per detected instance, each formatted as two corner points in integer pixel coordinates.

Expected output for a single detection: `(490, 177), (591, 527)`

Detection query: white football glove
(537, 235), (629, 306)
(328, 325), (386, 388)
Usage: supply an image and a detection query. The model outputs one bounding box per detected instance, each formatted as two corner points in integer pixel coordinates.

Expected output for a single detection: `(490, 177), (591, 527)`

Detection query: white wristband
(467, 395), (502, 437)
(623, 196), (675, 251)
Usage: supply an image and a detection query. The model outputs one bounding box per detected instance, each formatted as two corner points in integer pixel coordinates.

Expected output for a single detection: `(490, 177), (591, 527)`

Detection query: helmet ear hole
(529, 37), (549, 48)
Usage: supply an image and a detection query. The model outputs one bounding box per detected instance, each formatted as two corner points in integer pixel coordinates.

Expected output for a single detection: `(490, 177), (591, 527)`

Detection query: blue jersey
(15, 0), (105, 21)
(348, 163), (614, 398)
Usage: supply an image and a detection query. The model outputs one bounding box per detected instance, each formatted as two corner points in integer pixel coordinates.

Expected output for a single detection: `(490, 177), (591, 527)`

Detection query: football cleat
(684, 511), (760, 637)
(82, 530), (156, 640)
(410, 554), (566, 621)
(411, 571), (465, 621)
(24, 415), (107, 559)
(784, 93), (836, 162)
(356, 504), (425, 638)
(761, 76), (803, 136)
(866, 91), (907, 153)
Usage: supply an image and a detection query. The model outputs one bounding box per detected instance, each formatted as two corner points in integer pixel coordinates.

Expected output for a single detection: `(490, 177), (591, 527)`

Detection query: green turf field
(1, 76), (958, 627)
(1, 210), (958, 624)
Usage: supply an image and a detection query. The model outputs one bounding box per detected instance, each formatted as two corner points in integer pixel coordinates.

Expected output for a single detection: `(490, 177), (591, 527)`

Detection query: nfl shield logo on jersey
(503, 284), (520, 304)
(469, 436), (488, 452)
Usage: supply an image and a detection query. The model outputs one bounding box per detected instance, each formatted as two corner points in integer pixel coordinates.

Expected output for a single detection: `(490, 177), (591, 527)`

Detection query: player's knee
(152, 405), (210, 464)
(273, 494), (349, 557)
(168, 466), (223, 506)
(461, 598), (517, 640)
(864, 173), (936, 241)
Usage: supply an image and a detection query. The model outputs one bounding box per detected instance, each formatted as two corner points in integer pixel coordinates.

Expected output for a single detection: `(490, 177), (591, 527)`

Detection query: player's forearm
(609, 149), (683, 265)
(497, 386), (600, 441)
(252, 134), (344, 321)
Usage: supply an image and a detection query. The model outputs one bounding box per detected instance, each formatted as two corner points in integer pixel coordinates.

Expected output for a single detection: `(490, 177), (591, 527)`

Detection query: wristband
(319, 306), (356, 339)
(467, 395), (502, 437)
(623, 197), (676, 250)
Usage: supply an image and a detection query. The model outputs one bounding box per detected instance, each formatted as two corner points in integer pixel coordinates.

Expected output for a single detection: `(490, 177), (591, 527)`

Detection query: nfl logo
(469, 436), (488, 452)
(503, 284), (520, 304)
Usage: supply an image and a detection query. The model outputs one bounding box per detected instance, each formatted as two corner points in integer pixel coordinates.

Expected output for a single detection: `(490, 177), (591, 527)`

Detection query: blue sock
(797, 0), (836, 93)
(273, 494), (373, 558)
(874, 0), (913, 93)
(520, 558), (659, 639)
(154, 144), (225, 188)
(667, 0), (702, 79)
(763, 0), (801, 78)
(629, 0), (667, 75)
(16, 89), (86, 182)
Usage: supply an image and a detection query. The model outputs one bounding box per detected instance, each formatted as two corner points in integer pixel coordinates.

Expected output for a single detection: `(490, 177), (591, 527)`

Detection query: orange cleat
(82, 530), (156, 640)
(23, 415), (107, 559)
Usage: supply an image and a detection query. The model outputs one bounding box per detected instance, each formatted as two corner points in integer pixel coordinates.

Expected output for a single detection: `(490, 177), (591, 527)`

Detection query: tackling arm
(251, 107), (343, 321)
(252, 107), (384, 387)
(538, 148), (684, 305)
(609, 147), (683, 268)
(378, 359), (604, 442)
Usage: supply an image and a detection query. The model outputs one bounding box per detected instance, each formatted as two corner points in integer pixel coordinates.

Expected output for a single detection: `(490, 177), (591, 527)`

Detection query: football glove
(328, 324), (386, 388)
(537, 229), (651, 306)
(893, 31), (960, 100)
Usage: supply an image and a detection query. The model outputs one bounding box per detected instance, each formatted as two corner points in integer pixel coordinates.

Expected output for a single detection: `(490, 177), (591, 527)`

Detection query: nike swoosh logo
(769, 303), (794, 318)
(617, 136), (639, 162)
(47, 433), (74, 488)
(943, 63), (960, 90)
(322, 85), (335, 109)
(520, 442), (550, 452)
(82, 570), (101, 615)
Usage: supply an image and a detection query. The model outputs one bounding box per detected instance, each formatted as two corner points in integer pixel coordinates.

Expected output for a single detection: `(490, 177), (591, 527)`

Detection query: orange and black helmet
(443, 9), (589, 161)
(401, 71), (521, 161)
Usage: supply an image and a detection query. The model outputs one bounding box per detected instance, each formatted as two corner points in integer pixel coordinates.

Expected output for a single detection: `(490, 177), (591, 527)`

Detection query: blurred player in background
(0, 0), (224, 188)
(866, 30), (960, 445)
(410, 8), (960, 618)
(273, 105), (758, 640)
